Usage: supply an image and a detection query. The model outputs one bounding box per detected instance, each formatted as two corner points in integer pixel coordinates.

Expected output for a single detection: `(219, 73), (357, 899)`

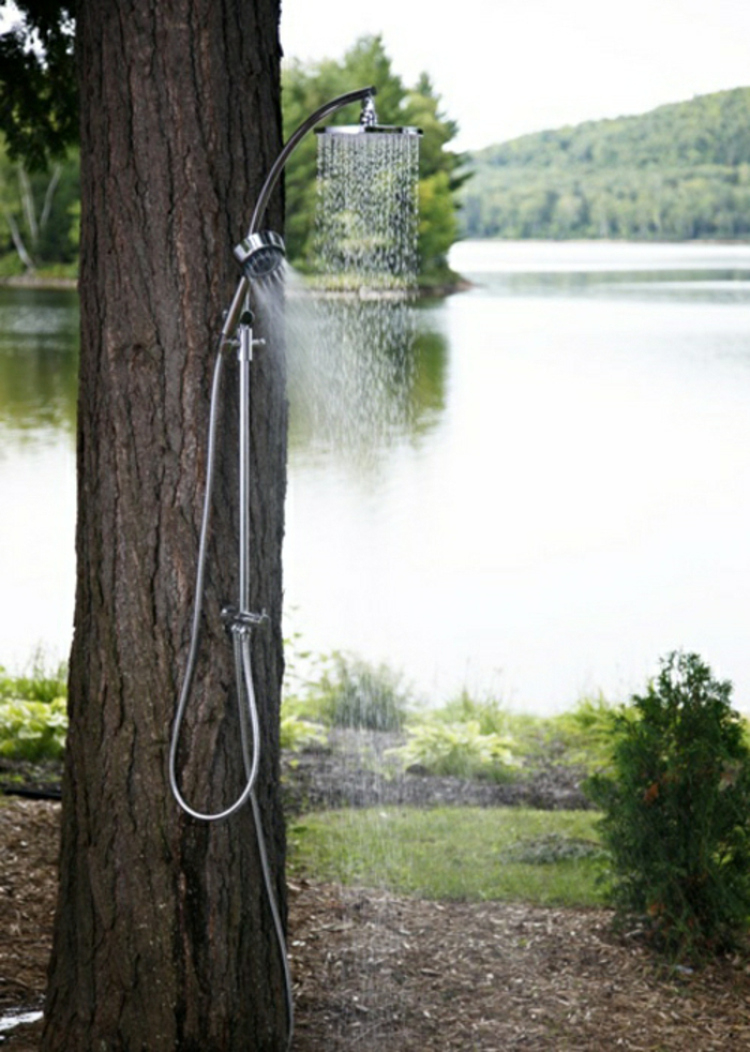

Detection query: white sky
(280, 0), (750, 151)
(1, 1), (747, 152)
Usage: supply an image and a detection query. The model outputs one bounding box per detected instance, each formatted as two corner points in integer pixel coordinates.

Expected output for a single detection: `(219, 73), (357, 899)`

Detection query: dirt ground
(3, 795), (750, 1051)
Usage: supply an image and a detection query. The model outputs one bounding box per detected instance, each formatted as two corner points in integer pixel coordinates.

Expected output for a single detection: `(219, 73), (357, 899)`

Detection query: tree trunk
(42, 3), (288, 1050)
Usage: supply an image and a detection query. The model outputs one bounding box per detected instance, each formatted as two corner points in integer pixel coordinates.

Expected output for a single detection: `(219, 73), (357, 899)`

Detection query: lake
(2, 241), (750, 714)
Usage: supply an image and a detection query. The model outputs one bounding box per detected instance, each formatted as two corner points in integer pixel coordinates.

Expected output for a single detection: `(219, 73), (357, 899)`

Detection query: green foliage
(420, 690), (619, 776)
(391, 718), (518, 781)
(430, 689), (509, 736)
(501, 832), (606, 866)
(0, 249), (24, 277)
(462, 87), (750, 241)
(0, 138), (81, 270)
(0, 22), (464, 279)
(0, 658), (68, 760)
(0, 696), (67, 760)
(305, 652), (411, 732)
(0, 657), (68, 702)
(396, 688), (519, 780)
(546, 695), (624, 770)
(288, 806), (607, 905)
(586, 652), (750, 961)
(282, 35), (465, 282)
(279, 703), (327, 752)
(0, 2), (78, 170)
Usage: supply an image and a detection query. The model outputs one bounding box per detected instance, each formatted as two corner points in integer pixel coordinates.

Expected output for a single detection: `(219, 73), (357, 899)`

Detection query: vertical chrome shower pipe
(238, 318), (253, 615)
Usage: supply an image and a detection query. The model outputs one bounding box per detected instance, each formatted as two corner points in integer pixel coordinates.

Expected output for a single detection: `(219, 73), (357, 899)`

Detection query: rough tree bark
(42, 2), (288, 1049)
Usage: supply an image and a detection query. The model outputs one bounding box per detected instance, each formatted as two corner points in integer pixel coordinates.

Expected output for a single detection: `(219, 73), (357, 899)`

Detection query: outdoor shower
(168, 83), (421, 1048)
(170, 83), (388, 814)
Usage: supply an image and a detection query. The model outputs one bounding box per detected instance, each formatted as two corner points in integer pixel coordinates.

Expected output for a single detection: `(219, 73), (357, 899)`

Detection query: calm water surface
(0, 286), (77, 672)
(2, 242), (750, 713)
(285, 241), (750, 712)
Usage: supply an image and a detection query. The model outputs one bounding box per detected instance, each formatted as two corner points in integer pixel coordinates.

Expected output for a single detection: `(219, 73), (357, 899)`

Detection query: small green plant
(279, 704), (327, 752)
(306, 653), (411, 732)
(391, 719), (519, 781)
(501, 832), (607, 866)
(0, 658), (69, 762)
(0, 697), (68, 760)
(586, 652), (750, 962)
(546, 694), (625, 771)
(433, 689), (510, 735)
(0, 657), (68, 703)
(430, 689), (623, 774)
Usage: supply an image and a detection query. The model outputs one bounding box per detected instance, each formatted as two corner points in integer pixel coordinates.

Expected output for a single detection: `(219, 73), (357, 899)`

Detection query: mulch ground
(3, 749), (750, 1050)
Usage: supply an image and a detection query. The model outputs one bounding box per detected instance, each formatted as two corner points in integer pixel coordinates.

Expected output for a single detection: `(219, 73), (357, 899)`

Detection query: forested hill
(460, 87), (750, 240)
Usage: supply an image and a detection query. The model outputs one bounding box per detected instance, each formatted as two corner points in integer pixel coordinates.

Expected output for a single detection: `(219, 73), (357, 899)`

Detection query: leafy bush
(0, 659), (68, 761)
(307, 653), (411, 732)
(279, 705), (327, 752)
(391, 719), (519, 781)
(432, 690), (509, 736)
(0, 697), (68, 760)
(546, 694), (626, 771)
(501, 832), (607, 866)
(432, 690), (622, 774)
(586, 652), (750, 961)
(0, 659), (68, 703)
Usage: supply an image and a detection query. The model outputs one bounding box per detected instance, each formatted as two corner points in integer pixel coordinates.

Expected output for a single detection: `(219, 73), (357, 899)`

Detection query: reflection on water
(451, 239), (750, 273)
(285, 290), (447, 463)
(3, 243), (750, 713)
(286, 241), (750, 713)
(476, 268), (750, 304)
(0, 287), (78, 440)
(0, 287), (78, 669)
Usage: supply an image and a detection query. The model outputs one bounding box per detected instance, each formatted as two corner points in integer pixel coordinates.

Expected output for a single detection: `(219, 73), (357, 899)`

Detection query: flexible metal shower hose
(169, 337), (294, 1047)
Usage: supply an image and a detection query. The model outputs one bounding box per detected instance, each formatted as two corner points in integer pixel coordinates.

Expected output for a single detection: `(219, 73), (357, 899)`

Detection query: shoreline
(0, 272), (469, 297)
(0, 274), (77, 291)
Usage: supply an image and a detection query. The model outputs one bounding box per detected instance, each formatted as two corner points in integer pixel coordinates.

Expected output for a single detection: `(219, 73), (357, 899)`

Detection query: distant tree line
(282, 35), (466, 284)
(0, 29), (465, 285)
(461, 87), (750, 240)
(0, 144), (79, 275)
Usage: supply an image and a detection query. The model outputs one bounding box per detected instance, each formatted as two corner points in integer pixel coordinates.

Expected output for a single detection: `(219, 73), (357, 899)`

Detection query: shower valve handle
(221, 606), (269, 635)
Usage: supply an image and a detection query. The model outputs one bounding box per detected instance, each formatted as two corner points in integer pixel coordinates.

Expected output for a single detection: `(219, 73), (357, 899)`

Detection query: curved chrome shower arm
(221, 85), (376, 339)
(248, 85), (376, 236)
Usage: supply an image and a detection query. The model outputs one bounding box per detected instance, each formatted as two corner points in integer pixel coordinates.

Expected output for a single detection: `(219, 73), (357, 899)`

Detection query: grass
(288, 806), (608, 907)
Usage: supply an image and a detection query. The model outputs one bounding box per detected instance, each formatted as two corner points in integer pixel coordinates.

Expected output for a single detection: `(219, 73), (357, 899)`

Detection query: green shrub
(391, 719), (519, 781)
(0, 697), (68, 760)
(546, 694), (626, 771)
(0, 659), (68, 703)
(431, 690), (623, 773)
(586, 652), (750, 962)
(432, 689), (509, 735)
(0, 659), (69, 762)
(307, 653), (411, 732)
(279, 705), (327, 752)
(501, 832), (607, 866)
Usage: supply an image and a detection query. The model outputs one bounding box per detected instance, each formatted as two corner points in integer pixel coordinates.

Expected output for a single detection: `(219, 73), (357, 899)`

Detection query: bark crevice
(42, 2), (287, 1049)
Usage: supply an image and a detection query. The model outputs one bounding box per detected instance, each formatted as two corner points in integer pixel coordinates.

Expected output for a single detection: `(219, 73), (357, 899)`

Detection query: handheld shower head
(233, 230), (286, 280)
